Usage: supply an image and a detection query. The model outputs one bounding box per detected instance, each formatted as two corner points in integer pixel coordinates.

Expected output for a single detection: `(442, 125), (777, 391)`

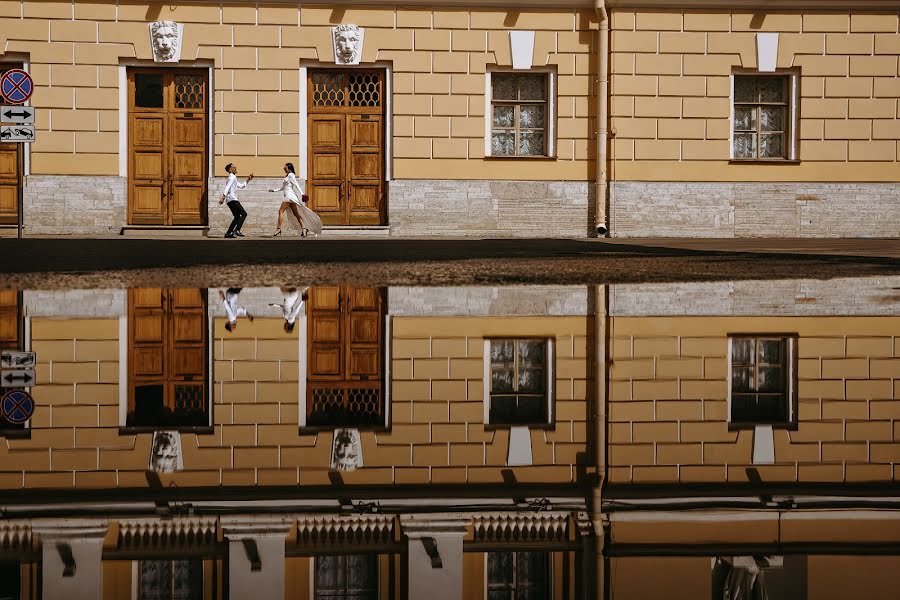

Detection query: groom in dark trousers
(219, 162), (253, 238)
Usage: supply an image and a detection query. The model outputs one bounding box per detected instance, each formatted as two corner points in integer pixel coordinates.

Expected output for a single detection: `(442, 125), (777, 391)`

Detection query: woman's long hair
(285, 162), (295, 174)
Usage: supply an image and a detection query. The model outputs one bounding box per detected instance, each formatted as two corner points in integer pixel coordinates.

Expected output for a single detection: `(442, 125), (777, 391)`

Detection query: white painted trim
(130, 561), (138, 600)
(728, 73), (735, 160)
(118, 65), (127, 177)
(384, 314), (392, 429)
(118, 316), (128, 426)
(726, 335), (797, 428)
(789, 73), (799, 161)
(298, 301), (308, 427)
(509, 30), (536, 70)
(730, 71), (799, 161)
(756, 32), (779, 73)
(308, 557), (315, 600)
(484, 67), (557, 158)
(298, 66), (308, 181)
(611, 511), (778, 523)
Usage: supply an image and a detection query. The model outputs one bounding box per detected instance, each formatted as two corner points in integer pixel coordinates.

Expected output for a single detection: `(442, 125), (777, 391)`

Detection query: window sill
(119, 425), (214, 435)
(728, 422), (798, 431)
(484, 155), (558, 161)
(729, 159), (801, 165)
(299, 425), (389, 434)
(484, 422), (555, 431)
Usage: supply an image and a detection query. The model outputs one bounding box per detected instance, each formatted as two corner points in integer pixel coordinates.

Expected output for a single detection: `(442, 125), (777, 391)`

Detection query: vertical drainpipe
(595, 1), (610, 237)
(591, 284), (608, 598)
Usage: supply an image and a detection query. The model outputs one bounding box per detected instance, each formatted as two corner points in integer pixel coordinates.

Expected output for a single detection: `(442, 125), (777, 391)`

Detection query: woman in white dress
(268, 162), (323, 237)
(269, 286), (309, 333)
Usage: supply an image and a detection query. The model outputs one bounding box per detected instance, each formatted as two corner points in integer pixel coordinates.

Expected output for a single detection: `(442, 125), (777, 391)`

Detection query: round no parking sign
(0, 69), (34, 104)
(1, 389), (34, 424)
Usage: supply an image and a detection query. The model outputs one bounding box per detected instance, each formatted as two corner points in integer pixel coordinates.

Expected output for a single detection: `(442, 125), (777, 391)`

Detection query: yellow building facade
(0, 1), (896, 238)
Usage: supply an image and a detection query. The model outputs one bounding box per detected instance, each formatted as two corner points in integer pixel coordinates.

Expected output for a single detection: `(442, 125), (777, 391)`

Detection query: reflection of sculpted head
(330, 429), (362, 471)
(150, 21), (180, 62)
(332, 25), (363, 64)
(149, 431), (182, 473)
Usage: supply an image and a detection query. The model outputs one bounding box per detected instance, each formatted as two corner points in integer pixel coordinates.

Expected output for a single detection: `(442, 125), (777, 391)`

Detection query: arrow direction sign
(0, 125), (35, 143)
(1, 351), (36, 369)
(1, 105), (34, 124)
(1, 369), (35, 387)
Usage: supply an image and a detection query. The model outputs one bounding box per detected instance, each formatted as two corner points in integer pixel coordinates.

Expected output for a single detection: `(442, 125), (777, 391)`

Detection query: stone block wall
(389, 179), (591, 237)
(389, 286), (589, 316)
(611, 181), (900, 237)
(608, 316), (900, 485)
(23, 176), (125, 235)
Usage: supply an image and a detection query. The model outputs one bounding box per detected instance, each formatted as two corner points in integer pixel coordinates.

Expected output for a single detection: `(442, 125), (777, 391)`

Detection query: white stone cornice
(296, 513), (394, 544)
(118, 517), (217, 549)
(31, 519), (109, 541)
(220, 516), (292, 539)
(399, 514), (470, 537)
(0, 520), (31, 547)
(473, 512), (569, 543)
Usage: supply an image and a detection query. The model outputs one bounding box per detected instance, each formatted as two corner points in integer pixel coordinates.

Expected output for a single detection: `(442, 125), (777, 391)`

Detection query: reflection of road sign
(0, 69), (33, 104)
(1, 390), (34, 424)
(1, 369), (34, 387)
(0, 125), (34, 142)
(1, 351), (36, 369)
(1, 105), (34, 124)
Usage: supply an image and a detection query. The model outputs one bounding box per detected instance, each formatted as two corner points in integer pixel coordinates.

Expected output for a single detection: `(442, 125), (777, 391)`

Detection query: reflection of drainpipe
(594, 1), (609, 237)
(591, 284), (608, 597)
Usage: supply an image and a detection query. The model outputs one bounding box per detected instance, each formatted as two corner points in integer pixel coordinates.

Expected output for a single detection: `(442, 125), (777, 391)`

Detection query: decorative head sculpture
(149, 20), (183, 63)
(332, 24), (364, 65)
(330, 428), (363, 471)
(149, 431), (183, 473)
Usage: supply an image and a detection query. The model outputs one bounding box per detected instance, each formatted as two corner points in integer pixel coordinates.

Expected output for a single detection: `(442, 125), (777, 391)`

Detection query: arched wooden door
(128, 69), (208, 226)
(308, 70), (386, 226)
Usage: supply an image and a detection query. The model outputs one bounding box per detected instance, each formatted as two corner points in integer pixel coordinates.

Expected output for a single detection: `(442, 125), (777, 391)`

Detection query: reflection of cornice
(473, 511), (569, 543)
(118, 517), (217, 550)
(214, 1), (900, 8)
(31, 519), (109, 540)
(296, 513), (394, 544)
(0, 520), (31, 548)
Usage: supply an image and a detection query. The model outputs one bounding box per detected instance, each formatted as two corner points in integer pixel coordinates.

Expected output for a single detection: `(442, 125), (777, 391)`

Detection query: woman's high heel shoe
(300, 228), (307, 238)
(273, 229), (282, 237)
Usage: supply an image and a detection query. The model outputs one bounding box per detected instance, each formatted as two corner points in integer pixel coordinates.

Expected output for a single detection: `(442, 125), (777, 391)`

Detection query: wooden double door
(308, 70), (385, 226)
(128, 288), (208, 428)
(307, 286), (386, 428)
(128, 69), (208, 226)
(0, 64), (23, 225)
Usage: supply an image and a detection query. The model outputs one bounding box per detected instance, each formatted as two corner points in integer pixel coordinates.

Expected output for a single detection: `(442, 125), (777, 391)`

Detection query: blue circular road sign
(1, 389), (34, 424)
(0, 69), (34, 105)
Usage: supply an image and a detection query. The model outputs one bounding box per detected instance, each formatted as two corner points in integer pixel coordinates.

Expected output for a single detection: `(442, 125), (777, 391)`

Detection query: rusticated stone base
(23, 176), (126, 236)
(611, 182), (900, 238)
(388, 180), (592, 238)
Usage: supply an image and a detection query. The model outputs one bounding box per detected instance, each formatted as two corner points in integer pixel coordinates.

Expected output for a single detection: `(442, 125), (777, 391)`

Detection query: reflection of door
(128, 69), (207, 226)
(308, 70), (385, 226)
(128, 288), (208, 428)
(0, 64), (23, 226)
(307, 286), (385, 428)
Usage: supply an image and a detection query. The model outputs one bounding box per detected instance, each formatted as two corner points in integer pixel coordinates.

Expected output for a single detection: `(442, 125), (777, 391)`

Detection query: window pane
(732, 367), (753, 392)
(518, 368), (545, 393)
(519, 105), (545, 129)
(518, 340), (545, 366)
(733, 134), (756, 159)
(759, 339), (783, 364)
(140, 560), (171, 600)
(731, 394), (757, 422)
(518, 131), (545, 156)
(315, 556), (341, 591)
(488, 552), (514, 585)
(346, 555), (377, 590)
(733, 107), (755, 132)
(518, 75), (545, 100)
(757, 394), (787, 422)
(732, 339), (753, 365)
(758, 367), (783, 392)
(492, 368), (515, 393)
(135, 73), (164, 108)
(493, 105), (515, 128)
(516, 395), (545, 423)
(760, 107), (784, 132)
(492, 74), (517, 100)
(759, 133), (784, 158)
(492, 132), (516, 156)
(491, 340), (515, 365)
(759, 77), (785, 102)
(734, 77), (755, 103)
(490, 395), (517, 423)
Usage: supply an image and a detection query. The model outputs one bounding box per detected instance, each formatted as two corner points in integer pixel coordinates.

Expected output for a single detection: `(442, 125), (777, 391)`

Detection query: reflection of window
(487, 551), (550, 600)
(306, 287), (385, 429)
(490, 73), (549, 157)
(488, 339), (551, 426)
(128, 289), (209, 429)
(0, 561), (20, 600)
(729, 336), (797, 427)
(0, 291), (26, 434)
(732, 75), (793, 160)
(314, 555), (377, 600)
(138, 559), (202, 600)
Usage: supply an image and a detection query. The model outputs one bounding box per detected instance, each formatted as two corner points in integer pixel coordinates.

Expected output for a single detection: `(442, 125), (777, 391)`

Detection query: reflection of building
(1, 4), (898, 238)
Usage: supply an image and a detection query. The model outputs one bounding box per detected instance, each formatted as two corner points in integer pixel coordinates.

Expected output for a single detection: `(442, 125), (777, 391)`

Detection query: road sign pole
(17, 139), (22, 239)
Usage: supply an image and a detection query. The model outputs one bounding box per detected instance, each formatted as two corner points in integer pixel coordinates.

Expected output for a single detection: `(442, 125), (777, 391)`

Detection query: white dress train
(275, 172), (323, 237)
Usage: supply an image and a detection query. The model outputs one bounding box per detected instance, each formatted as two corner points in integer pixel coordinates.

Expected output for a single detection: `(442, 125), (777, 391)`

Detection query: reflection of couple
(270, 286), (309, 333)
(269, 163), (323, 238)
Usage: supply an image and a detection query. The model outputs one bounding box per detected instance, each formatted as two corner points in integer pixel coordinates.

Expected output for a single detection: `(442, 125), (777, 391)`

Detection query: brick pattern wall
(0, 2), (595, 180)
(610, 10), (900, 182)
(23, 176), (126, 235)
(609, 317), (900, 484)
(0, 315), (590, 489)
(388, 286), (589, 317)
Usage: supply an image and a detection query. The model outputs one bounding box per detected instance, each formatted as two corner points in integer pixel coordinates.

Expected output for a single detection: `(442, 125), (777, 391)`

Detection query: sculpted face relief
(149, 20), (183, 63)
(332, 25), (364, 65)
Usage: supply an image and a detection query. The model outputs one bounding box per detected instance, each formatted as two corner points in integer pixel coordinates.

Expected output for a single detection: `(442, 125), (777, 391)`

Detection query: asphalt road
(1, 238), (898, 289)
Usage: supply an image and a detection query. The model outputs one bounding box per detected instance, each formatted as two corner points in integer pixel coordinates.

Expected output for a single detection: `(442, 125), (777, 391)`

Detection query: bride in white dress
(268, 162), (323, 237)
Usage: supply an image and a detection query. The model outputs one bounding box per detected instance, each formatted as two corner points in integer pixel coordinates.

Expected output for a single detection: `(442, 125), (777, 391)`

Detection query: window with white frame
(486, 338), (552, 426)
(487, 551), (550, 600)
(489, 72), (551, 157)
(728, 335), (797, 428)
(732, 74), (797, 161)
(314, 555), (377, 600)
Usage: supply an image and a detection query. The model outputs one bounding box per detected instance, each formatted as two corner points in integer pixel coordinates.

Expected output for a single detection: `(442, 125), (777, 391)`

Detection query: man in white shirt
(219, 163), (253, 238)
(220, 288), (254, 332)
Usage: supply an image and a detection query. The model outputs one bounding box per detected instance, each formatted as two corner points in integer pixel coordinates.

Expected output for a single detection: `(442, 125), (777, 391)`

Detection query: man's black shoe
(224, 233), (235, 238)
(234, 231), (245, 237)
